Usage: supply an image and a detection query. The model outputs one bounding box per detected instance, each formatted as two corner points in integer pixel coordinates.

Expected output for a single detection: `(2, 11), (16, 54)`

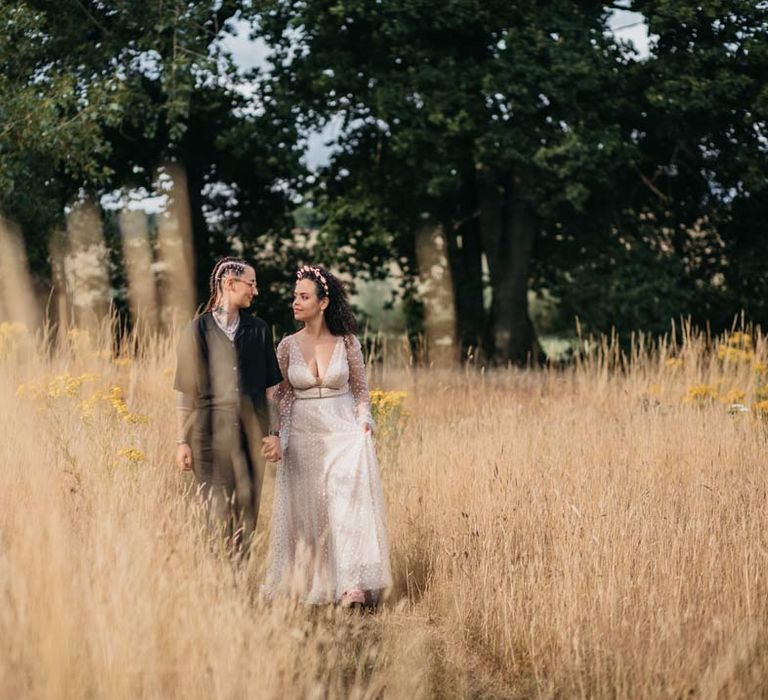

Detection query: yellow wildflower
(720, 388), (746, 404)
(77, 392), (101, 420)
(370, 389), (409, 441)
(0, 322), (27, 358)
(104, 386), (147, 424)
(370, 390), (408, 417)
(17, 372), (100, 406)
(727, 331), (752, 348)
(683, 384), (719, 405)
(124, 412), (148, 425)
(717, 331), (754, 364)
(647, 383), (662, 397)
(664, 357), (683, 369)
(46, 372), (99, 399)
(0, 321), (26, 336)
(717, 345), (753, 363)
(66, 328), (93, 355)
(117, 448), (147, 464)
(17, 378), (45, 399)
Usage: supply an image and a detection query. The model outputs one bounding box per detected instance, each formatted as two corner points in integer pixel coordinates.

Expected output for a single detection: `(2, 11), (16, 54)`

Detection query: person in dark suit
(174, 257), (282, 556)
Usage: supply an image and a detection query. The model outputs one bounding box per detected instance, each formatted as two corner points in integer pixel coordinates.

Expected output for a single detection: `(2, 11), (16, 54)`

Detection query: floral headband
(297, 265), (329, 297)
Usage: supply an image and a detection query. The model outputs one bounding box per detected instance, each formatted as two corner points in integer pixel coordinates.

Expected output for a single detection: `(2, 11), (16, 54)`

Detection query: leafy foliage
(0, 0), (303, 311)
(2, 1), (767, 349)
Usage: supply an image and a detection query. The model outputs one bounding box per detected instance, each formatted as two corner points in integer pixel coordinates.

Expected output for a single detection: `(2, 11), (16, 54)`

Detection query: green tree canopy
(2, 1), (766, 348)
(256, 1), (650, 361)
(0, 0), (304, 316)
(255, 0), (768, 355)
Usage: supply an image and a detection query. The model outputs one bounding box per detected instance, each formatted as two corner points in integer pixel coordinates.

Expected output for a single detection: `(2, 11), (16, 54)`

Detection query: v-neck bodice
(288, 335), (348, 390)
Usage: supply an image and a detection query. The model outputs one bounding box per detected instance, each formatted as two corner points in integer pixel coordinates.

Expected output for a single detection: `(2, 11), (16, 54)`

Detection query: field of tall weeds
(1, 321), (767, 699)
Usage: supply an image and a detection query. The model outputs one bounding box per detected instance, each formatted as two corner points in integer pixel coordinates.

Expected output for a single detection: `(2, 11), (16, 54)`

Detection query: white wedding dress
(263, 333), (392, 604)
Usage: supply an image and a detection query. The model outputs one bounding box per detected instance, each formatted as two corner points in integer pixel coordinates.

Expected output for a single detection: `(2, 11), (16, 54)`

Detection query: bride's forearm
(266, 385), (280, 435)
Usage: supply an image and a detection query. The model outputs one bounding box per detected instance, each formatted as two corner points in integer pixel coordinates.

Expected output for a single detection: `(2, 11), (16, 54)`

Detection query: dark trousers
(191, 405), (265, 556)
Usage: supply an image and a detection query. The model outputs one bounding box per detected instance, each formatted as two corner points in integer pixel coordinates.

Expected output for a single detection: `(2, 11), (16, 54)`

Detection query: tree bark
(476, 164), (543, 365)
(414, 220), (458, 367)
(444, 180), (487, 361)
(185, 165), (214, 304)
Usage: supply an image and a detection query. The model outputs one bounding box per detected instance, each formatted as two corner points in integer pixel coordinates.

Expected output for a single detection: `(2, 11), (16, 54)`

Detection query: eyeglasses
(233, 279), (258, 293)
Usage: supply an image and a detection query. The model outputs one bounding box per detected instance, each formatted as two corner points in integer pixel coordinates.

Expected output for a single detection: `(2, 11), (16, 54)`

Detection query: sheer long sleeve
(345, 334), (374, 428)
(274, 338), (295, 453)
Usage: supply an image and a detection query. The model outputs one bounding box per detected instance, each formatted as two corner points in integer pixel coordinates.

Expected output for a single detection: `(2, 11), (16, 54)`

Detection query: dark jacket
(174, 311), (282, 487)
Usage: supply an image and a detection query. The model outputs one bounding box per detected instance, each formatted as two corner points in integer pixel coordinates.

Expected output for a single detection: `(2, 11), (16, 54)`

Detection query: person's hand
(262, 435), (282, 462)
(362, 422), (372, 435)
(176, 443), (193, 471)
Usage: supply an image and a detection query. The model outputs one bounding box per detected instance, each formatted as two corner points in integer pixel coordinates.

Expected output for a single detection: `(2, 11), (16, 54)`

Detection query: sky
(608, 9), (651, 57)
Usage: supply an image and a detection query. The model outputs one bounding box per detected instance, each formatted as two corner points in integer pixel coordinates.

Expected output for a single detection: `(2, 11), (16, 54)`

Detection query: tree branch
(633, 164), (668, 202)
(73, 0), (109, 36)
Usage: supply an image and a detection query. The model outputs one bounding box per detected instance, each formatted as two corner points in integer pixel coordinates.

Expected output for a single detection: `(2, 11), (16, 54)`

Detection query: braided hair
(296, 265), (357, 336)
(202, 256), (251, 313)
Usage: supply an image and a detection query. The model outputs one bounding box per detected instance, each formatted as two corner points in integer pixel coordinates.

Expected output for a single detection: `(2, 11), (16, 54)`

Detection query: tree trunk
(414, 220), (458, 367)
(444, 177), (487, 361)
(186, 165), (213, 305)
(476, 164), (543, 365)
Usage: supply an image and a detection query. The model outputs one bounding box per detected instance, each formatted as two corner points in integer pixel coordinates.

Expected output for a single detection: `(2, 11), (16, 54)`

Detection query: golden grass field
(1, 322), (767, 699)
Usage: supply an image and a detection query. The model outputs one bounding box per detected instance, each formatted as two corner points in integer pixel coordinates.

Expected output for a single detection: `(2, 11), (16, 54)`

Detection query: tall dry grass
(1, 322), (767, 699)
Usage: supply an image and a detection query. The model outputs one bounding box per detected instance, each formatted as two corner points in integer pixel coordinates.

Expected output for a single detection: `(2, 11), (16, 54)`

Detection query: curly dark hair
(296, 265), (357, 336)
(202, 256), (251, 313)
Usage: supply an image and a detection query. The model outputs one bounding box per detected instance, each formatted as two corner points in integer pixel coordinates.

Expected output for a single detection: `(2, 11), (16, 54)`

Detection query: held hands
(262, 435), (282, 463)
(176, 443), (193, 472)
(178, 438), (281, 467)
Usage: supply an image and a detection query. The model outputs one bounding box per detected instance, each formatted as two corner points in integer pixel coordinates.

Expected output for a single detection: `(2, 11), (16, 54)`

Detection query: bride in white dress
(261, 265), (392, 606)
